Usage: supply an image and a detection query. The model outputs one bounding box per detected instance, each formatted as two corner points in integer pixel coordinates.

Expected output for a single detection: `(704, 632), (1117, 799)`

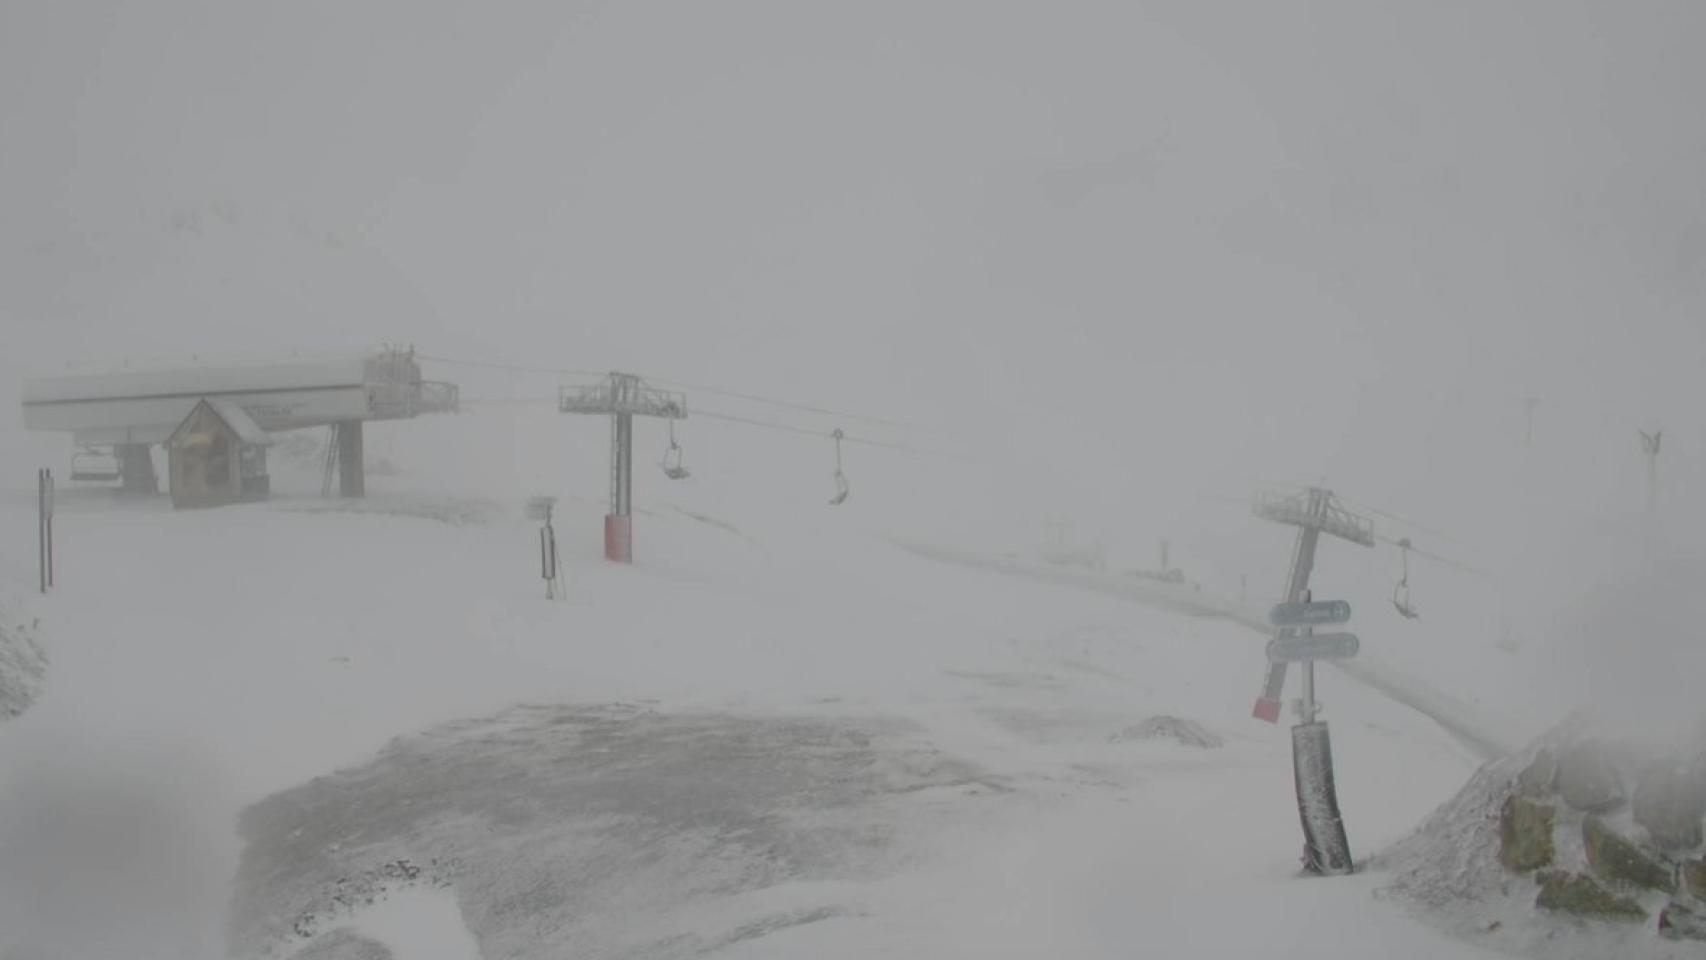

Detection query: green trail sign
(1267, 632), (1360, 663)
(1269, 599), (1352, 628)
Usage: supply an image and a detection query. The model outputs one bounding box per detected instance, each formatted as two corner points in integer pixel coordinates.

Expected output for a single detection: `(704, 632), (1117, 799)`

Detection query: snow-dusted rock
(1660, 900), (1706, 942)
(1556, 740), (1626, 813)
(1582, 816), (1674, 893)
(1498, 795), (1555, 872)
(1631, 761), (1706, 850)
(1516, 747), (1556, 797)
(1535, 871), (1646, 922)
(1109, 715), (1223, 749)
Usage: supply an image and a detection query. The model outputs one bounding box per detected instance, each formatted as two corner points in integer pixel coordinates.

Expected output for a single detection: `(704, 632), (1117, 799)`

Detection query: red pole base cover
(604, 514), (632, 563)
(1252, 697), (1282, 724)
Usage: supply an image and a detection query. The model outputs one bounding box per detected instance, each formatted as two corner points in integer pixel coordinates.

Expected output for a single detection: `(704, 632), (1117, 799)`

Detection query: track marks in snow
(232, 705), (1005, 959)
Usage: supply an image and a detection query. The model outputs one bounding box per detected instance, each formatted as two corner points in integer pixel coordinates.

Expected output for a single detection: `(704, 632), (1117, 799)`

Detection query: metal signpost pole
(1254, 496), (1324, 721)
(1299, 635), (1315, 724)
(1252, 488), (1372, 876)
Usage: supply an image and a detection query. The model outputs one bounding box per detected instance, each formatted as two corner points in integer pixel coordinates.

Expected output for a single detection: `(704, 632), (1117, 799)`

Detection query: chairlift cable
(416, 352), (915, 431)
(1336, 494), (1465, 546)
(1372, 533), (1489, 578)
(646, 376), (914, 429)
(453, 397), (958, 458)
(692, 409), (946, 456)
(414, 354), (607, 378)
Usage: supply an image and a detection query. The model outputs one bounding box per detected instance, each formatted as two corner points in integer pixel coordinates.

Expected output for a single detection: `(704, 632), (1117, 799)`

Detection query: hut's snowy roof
(166, 398), (272, 448)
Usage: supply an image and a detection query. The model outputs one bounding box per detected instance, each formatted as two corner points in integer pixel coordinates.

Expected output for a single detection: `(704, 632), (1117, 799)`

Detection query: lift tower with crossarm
(559, 372), (686, 563)
(1251, 486), (1374, 875)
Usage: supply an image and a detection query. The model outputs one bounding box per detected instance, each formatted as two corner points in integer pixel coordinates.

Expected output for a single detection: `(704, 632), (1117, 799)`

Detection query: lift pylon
(559, 373), (687, 563)
(1251, 486), (1373, 876)
(1251, 487), (1374, 722)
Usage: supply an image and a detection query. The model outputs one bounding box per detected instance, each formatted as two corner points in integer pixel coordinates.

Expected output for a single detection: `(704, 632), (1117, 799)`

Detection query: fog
(9, 0), (1704, 679)
(3, 1), (1706, 957)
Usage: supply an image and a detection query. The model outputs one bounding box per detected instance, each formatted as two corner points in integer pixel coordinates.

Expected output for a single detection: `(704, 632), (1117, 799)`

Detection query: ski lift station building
(19, 349), (458, 497)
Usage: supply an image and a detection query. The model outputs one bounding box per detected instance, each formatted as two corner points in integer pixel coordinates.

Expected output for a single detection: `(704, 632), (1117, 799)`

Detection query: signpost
(1250, 487), (1374, 877)
(1269, 600), (1351, 628)
(1267, 632), (1359, 663)
(528, 496), (563, 600)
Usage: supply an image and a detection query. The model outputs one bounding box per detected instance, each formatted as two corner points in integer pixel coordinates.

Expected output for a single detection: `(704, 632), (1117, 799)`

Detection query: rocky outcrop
(1387, 724), (1706, 951)
(1499, 795), (1555, 872)
(1683, 857), (1706, 898)
(1109, 715), (1223, 749)
(1535, 871), (1646, 922)
(1556, 740), (1626, 813)
(1517, 748), (1556, 797)
(1660, 901), (1706, 942)
(1583, 816), (1675, 893)
(1632, 762), (1706, 850)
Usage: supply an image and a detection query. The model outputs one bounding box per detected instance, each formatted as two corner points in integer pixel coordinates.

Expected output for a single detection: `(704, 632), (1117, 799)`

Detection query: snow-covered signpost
(1265, 630), (1359, 662)
(1252, 487), (1373, 876)
(528, 496), (563, 599)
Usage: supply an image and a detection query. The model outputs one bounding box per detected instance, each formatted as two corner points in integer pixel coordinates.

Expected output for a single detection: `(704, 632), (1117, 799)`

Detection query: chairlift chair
(1392, 538), (1420, 620)
(70, 446), (121, 483)
(828, 429), (850, 505)
(659, 420), (691, 480)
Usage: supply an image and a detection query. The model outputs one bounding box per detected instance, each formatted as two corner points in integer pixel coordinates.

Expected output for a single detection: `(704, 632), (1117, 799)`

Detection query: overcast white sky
(3, 0), (1704, 559)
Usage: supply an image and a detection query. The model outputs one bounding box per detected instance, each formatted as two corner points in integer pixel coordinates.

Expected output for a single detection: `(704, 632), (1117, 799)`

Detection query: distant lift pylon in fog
(829, 428), (850, 506)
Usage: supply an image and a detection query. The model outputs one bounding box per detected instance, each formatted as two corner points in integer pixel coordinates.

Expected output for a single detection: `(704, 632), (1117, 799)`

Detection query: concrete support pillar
(337, 421), (365, 498)
(118, 443), (158, 495)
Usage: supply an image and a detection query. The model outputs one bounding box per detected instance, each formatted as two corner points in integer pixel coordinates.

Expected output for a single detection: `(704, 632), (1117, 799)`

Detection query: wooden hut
(165, 399), (271, 509)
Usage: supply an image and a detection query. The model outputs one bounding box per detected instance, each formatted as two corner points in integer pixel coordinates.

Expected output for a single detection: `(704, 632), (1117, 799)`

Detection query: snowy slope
(0, 406), (1510, 960)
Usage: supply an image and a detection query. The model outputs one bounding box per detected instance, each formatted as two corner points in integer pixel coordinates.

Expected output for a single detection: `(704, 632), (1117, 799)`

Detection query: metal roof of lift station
(20, 349), (458, 447)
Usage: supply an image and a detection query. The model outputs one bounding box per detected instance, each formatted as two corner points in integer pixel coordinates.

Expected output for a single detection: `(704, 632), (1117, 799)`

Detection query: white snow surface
(348, 889), (481, 960)
(0, 406), (1542, 959)
(0, 591), (47, 720)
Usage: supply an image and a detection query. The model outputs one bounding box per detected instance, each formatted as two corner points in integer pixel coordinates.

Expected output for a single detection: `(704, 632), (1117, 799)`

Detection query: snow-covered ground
(0, 591), (47, 721)
(0, 406), (1530, 960)
(4, 0), (1704, 954)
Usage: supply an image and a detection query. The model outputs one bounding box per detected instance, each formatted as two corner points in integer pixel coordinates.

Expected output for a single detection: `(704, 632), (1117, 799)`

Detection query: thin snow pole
(540, 521), (563, 599)
(38, 469), (46, 594)
(46, 470), (54, 589)
(38, 468), (53, 593)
